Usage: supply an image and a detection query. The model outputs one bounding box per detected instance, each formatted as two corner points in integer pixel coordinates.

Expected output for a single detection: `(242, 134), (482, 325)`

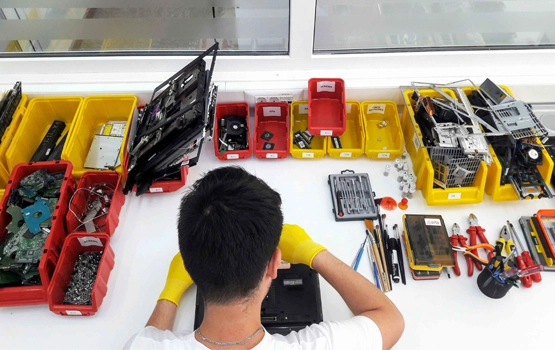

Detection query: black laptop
(194, 264), (324, 335)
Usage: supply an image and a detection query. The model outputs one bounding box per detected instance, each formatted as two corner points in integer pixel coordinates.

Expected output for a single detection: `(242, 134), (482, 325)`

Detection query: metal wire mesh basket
(430, 147), (482, 188)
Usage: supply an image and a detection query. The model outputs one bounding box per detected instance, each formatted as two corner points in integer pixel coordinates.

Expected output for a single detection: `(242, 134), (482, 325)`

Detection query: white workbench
(1, 139), (554, 350)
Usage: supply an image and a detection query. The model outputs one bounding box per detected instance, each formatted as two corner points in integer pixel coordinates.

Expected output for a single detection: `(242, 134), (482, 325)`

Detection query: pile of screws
(64, 252), (103, 305)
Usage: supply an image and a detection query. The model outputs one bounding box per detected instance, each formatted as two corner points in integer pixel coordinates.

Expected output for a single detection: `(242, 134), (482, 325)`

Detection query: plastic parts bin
(47, 232), (115, 316)
(137, 165), (188, 194)
(308, 78), (346, 136)
(254, 102), (290, 159)
(66, 171), (125, 236)
(62, 95), (137, 179)
(327, 101), (364, 158)
(0, 160), (75, 306)
(214, 103), (252, 160)
(289, 101), (327, 159)
(361, 101), (404, 159)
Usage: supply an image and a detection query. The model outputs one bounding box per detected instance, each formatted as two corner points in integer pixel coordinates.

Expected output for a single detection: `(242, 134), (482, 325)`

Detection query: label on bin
(266, 153), (278, 159)
(317, 81), (336, 92)
(299, 104), (308, 114)
(448, 193), (462, 200)
(263, 107), (281, 117)
(320, 130), (333, 136)
(424, 218), (442, 226)
(78, 237), (103, 247)
(227, 154), (239, 160)
(66, 310), (82, 316)
(150, 188), (163, 193)
(302, 152), (314, 158)
(340, 152), (352, 158)
(367, 104), (386, 114)
(378, 153), (391, 158)
(346, 104), (352, 113)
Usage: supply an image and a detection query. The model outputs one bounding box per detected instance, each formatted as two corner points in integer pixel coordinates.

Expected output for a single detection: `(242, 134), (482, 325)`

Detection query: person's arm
(146, 300), (178, 330)
(312, 250), (404, 350)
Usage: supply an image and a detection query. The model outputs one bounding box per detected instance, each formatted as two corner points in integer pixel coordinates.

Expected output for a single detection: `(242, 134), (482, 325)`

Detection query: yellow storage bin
(401, 88), (487, 205)
(460, 86), (554, 201)
(0, 93), (28, 187)
(62, 95), (137, 179)
(6, 96), (83, 172)
(361, 100), (404, 159)
(290, 101), (327, 159)
(327, 101), (364, 158)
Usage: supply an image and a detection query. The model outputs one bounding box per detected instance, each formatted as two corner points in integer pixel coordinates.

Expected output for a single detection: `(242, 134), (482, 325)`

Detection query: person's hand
(158, 252), (194, 306)
(279, 224), (327, 268)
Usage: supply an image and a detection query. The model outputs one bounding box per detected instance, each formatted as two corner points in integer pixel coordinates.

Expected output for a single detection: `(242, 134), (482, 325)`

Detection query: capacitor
(402, 163), (409, 171)
(395, 159), (402, 171)
(384, 164), (391, 176)
(401, 185), (409, 198)
(397, 171), (406, 182)
(401, 151), (408, 159)
(407, 187), (416, 199)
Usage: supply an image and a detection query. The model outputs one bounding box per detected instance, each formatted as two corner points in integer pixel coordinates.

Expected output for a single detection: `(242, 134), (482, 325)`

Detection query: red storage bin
(308, 78), (346, 136)
(213, 103), (252, 160)
(66, 171), (125, 236)
(147, 165), (188, 193)
(0, 160), (75, 306)
(47, 232), (115, 316)
(253, 102), (290, 159)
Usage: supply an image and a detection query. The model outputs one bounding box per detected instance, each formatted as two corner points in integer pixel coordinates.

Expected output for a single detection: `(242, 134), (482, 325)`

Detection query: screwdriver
(387, 226), (400, 283)
(393, 224), (407, 285)
(334, 180), (344, 217)
(508, 221), (541, 283)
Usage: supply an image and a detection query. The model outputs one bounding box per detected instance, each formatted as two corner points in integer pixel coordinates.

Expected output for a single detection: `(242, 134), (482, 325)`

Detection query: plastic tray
(254, 102), (290, 159)
(327, 101), (364, 158)
(62, 95), (137, 179)
(401, 88), (487, 206)
(143, 166), (188, 194)
(66, 171), (125, 236)
(0, 93), (28, 188)
(0, 160), (75, 306)
(361, 100), (404, 159)
(47, 232), (115, 316)
(213, 103), (252, 160)
(6, 96), (83, 173)
(308, 78), (346, 136)
(289, 101), (327, 159)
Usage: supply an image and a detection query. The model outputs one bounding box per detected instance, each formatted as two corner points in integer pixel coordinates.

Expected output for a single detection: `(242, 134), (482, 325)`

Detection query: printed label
(283, 279), (303, 286)
(448, 193), (462, 200)
(266, 153), (278, 159)
(263, 106), (281, 117)
(77, 237), (103, 247)
(346, 104), (352, 113)
(66, 310), (82, 316)
(302, 152), (314, 158)
(340, 152), (352, 158)
(278, 261), (291, 269)
(299, 104), (308, 114)
(320, 130), (333, 136)
(424, 218), (442, 226)
(317, 81), (336, 92)
(367, 104), (386, 114)
(227, 154), (239, 160)
(413, 134), (420, 152)
(149, 188), (163, 193)
(377, 153), (391, 158)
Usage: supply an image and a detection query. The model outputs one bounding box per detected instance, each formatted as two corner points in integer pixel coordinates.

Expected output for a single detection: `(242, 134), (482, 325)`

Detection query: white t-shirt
(124, 316), (381, 350)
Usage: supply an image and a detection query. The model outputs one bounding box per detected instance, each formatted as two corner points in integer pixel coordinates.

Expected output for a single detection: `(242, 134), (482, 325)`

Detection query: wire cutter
(467, 214), (494, 271)
(450, 223), (474, 276)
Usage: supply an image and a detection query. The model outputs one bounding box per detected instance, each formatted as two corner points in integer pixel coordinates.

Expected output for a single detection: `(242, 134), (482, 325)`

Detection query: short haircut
(178, 166), (283, 304)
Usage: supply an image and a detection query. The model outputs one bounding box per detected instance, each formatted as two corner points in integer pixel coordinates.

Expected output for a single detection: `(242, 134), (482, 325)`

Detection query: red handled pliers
(467, 214), (494, 271)
(450, 223), (474, 276)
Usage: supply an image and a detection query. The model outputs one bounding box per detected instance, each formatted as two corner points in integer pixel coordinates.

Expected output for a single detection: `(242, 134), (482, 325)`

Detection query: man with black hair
(125, 166), (404, 349)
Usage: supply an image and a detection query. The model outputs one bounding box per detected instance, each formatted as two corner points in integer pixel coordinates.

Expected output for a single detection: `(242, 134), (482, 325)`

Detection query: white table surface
(1, 139), (555, 350)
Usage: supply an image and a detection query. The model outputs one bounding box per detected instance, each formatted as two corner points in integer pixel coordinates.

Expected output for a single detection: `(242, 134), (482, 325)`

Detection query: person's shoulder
(123, 327), (198, 350)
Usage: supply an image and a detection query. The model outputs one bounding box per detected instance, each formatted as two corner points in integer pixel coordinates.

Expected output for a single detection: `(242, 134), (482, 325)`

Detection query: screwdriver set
(328, 170), (378, 221)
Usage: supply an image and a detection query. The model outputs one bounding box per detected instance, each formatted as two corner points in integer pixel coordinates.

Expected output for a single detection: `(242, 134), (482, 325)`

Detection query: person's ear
(267, 248), (282, 279)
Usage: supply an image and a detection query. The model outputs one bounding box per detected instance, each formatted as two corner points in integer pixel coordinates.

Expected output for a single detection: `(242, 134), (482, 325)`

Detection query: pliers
(452, 244), (495, 267)
(450, 223), (474, 276)
(467, 214), (494, 271)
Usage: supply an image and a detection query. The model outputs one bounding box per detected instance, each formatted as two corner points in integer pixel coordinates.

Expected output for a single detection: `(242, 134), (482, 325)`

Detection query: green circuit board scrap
(0, 169), (63, 286)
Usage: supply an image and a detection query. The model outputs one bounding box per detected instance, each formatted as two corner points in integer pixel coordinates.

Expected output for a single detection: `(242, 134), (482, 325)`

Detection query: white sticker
(317, 81), (336, 93)
(77, 237), (103, 247)
(263, 106), (281, 117)
(66, 310), (82, 316)
(424, 218), (442, 226)
(149, 187), (163, 193)
(266, 153), (278, 159)
(302, 152), (314, 158)
(299, 104), (308, 114)
(226, 154), (239, 160)
(448, 193), (462, 200)
(378, 153), (391, 158)
(413, 134), (420, 152)
(340, 152), (352, 158)
(367, 104), (386, 114)
(320, 130), (333, 136)
(346, 104), (352, 113)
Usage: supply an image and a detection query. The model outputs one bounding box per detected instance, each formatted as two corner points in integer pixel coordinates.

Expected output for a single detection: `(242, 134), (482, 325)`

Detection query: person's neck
(196, 298), (265, 349)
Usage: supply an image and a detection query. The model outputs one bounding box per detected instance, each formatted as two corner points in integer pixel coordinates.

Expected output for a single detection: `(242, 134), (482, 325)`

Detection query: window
(314, 0), (555, 53)
(0, 1), (290, 55)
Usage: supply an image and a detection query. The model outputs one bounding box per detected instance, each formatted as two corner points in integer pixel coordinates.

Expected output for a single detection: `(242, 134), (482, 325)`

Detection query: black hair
(178, 166), (283, 304)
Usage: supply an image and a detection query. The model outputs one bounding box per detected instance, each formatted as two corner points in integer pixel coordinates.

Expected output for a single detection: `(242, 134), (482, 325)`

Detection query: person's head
(178, 166), (283, 305)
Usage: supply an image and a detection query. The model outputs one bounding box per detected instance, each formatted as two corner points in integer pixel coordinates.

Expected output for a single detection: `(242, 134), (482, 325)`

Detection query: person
(124, 166), (404, 349)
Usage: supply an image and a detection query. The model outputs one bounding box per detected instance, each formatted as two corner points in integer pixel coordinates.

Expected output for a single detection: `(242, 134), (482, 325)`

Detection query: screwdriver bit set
(328, 170), (378, 221)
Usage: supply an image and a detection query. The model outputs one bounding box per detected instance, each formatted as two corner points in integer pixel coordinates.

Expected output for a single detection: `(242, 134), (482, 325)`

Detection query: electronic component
(68, 183), (115, 233)
(0, 81), (22, 143)
(218, 115), (249, 153)
(293, 131), (310, 149)
(331, 136), (342, 149)
(30, 121), (65, 162)
(328, 170), (378, 222)
(261, 131), (273, 141)
(84, 122), (127, 170)
(263, 142), (274, 150)
(46, 133), (68, 161)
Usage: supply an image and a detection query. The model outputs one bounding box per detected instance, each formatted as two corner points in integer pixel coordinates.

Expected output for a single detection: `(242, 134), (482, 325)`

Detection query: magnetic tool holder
(125, 42), (219, 196)
(328, 170), (378, 221)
